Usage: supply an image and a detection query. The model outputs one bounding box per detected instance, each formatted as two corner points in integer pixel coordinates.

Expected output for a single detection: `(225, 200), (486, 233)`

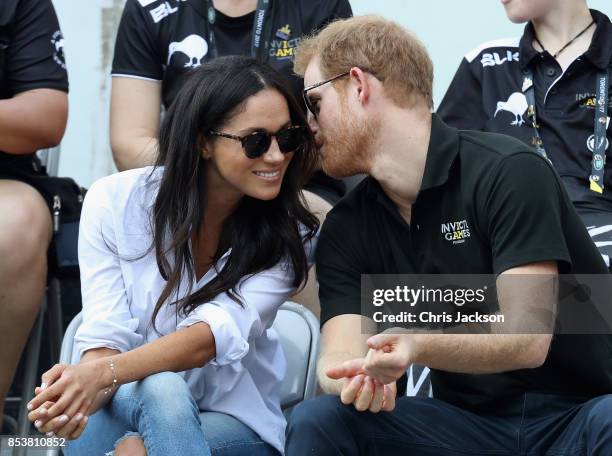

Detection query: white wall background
(52, 0), (612, 186)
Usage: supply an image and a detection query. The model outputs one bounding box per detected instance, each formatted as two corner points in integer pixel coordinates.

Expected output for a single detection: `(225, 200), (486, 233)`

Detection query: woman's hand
(27, 359), (112, 437)
(28, 400), (89, 439)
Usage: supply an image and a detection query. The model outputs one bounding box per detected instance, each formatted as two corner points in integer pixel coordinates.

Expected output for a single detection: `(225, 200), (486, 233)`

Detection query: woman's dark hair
(149, 55), (319, 329)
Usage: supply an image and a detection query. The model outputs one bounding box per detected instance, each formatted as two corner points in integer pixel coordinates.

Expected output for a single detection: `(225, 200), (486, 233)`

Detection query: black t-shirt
(0, 0), (68, 159)
(317, 114), (612, 412)
(438, 9), (612, 208)
(112, 0), (352, 108)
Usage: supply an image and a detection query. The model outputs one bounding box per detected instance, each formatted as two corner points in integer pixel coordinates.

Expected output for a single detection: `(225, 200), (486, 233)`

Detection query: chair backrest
(273, 301), (320, 409)
(36, 146), (61, 177)
(59, 302), (320, 408)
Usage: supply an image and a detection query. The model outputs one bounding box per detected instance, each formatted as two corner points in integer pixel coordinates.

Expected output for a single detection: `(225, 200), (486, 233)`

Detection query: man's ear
(349, 67), (371, 106)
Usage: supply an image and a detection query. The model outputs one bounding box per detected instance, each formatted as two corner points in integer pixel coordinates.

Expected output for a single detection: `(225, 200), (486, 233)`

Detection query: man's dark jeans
(286, 393), (612, 455)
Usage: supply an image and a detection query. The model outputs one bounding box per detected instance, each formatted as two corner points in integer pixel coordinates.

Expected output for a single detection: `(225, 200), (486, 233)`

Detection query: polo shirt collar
(519, 9), (612, 71)
(419, 113), (460, 192)
(364, 114), (459, 209)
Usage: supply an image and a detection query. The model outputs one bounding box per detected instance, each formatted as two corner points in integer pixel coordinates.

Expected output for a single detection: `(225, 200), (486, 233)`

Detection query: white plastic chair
(46, 301), (319, 454)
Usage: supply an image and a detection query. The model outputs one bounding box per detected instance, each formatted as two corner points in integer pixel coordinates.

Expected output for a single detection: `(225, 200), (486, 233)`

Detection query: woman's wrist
(92, 357), (118, 392)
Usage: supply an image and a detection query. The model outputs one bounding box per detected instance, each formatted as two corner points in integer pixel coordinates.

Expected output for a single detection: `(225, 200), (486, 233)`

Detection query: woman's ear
(201, 145), (211, 160)
(199, 135), (213, 160)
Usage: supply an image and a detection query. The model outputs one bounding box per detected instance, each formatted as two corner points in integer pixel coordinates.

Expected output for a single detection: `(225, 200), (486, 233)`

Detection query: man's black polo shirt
(438, 9), (612, 207)
(316, 114), (612, 412)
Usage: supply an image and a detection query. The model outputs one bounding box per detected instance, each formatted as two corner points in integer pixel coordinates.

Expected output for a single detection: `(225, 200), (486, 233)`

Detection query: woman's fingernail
(34, 420), (42, 428)
(75, 413), (83, 422)
(40, 382), (47, 390)
(46, 432), (55, 437)
(27, 403), (33, 411)
(58, 415), (69, 423)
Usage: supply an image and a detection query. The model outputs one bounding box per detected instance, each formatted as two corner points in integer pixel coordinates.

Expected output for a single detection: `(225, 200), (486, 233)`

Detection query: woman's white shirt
(74, 167), (317, 453)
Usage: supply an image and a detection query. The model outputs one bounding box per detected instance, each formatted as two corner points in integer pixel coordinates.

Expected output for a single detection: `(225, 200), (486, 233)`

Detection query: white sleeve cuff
(74, 317), (143, 360)
(178, 304), (249, 366)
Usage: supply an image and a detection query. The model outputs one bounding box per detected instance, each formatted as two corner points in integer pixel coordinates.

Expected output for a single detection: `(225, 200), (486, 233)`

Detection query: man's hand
(326, 358), (396, 412)
(363, 333), (415, 385)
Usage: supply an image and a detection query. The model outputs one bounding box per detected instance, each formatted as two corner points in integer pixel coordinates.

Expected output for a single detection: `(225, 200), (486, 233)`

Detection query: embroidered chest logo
(167, 35), (208, 68)
(494, 92), (528, 126)
(441, 219), (471, 244)
(269, 24), (300, 60)
(480, 51), (519, 67)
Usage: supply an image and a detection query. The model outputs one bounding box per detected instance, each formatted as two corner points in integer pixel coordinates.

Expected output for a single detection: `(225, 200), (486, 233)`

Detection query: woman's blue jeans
(64, 371), (278, 456)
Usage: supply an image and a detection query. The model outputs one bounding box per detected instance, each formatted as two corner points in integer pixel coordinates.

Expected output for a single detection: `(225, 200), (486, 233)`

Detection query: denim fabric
(286, 393), (612, 456)
(65, 371), (278, 456)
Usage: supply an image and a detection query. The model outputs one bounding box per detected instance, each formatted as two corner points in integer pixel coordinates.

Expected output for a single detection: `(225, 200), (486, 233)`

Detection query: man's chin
(321, 156), (359, 179)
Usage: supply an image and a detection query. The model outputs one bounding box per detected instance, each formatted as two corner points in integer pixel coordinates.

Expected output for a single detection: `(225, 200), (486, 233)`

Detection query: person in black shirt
(109, 0), (351, 206)
(439, 2), (612, 270)
(286, 15), (612, 456)
(0, 0), (68, 426)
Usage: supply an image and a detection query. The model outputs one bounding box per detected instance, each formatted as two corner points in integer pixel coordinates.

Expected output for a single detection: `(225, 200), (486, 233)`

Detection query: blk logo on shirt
(480, 51), (519, 67)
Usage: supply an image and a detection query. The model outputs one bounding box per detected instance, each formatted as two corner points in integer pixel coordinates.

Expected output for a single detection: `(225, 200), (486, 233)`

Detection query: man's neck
(213, 0), (258, 17)
(369, 105), (432, 224)
(531, 1), (594, 69)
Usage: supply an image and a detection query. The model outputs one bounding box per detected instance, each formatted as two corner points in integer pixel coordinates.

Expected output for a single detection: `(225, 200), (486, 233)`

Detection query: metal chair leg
(47, 279), (63, 365)
(15, 299), (46, 456)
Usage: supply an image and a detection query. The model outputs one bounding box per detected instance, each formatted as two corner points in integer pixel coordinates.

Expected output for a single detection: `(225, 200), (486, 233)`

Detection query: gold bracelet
(103, 359), (118, 395)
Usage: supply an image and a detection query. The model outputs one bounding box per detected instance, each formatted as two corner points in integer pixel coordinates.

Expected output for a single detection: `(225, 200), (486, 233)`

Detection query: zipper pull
(52, 195), (61, 234)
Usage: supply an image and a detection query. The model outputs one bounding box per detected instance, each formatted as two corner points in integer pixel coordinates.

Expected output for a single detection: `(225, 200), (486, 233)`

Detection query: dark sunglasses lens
(243, 132), (271, 158)
(277, 127), (305, 153)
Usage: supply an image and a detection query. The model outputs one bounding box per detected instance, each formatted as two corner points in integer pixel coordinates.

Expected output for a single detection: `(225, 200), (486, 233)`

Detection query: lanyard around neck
(205, 0), (270, 61)
(522, 66), (610, 193)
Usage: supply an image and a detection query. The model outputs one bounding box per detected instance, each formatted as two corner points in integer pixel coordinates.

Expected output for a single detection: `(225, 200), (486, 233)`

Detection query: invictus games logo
(441, 219), (471, 244)
(51, 30), (65, 69)
(270, 24), (299, 60)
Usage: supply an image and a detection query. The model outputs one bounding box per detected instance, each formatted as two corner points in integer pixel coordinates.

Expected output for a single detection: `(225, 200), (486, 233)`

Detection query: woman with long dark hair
(26, 55), (319, 455)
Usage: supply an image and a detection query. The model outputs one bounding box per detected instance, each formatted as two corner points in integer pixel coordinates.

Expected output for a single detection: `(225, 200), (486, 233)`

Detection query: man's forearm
(317, 351), (362, 395)
(0, 89), (67, 154)
(412, 333), (552, 374)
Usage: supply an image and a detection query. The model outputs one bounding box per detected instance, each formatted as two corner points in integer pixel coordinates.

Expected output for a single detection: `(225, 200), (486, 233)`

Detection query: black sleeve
(315, 211), (363, 327)
(3, 0), (68, 95)
(437, 58), (486, 131)
(478, 152), (572, 274)
(300, 0), (352, 35)
(111, 0), (163, 80)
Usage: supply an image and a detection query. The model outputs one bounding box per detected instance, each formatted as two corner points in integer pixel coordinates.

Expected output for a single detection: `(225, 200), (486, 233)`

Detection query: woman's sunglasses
(208, 125), (306, 159)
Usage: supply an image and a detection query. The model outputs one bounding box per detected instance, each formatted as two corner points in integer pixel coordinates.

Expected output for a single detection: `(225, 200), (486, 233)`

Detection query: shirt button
(546, 67), (556, 77)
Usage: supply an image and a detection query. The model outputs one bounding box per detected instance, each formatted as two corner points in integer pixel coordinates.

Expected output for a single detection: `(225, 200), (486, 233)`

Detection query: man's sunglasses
(208, 125), (307, 159)
(302, 71), (350, 119)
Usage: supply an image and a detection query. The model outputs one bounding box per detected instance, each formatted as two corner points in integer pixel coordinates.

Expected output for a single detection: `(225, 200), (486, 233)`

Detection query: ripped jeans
(64, 371), (278, 456)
